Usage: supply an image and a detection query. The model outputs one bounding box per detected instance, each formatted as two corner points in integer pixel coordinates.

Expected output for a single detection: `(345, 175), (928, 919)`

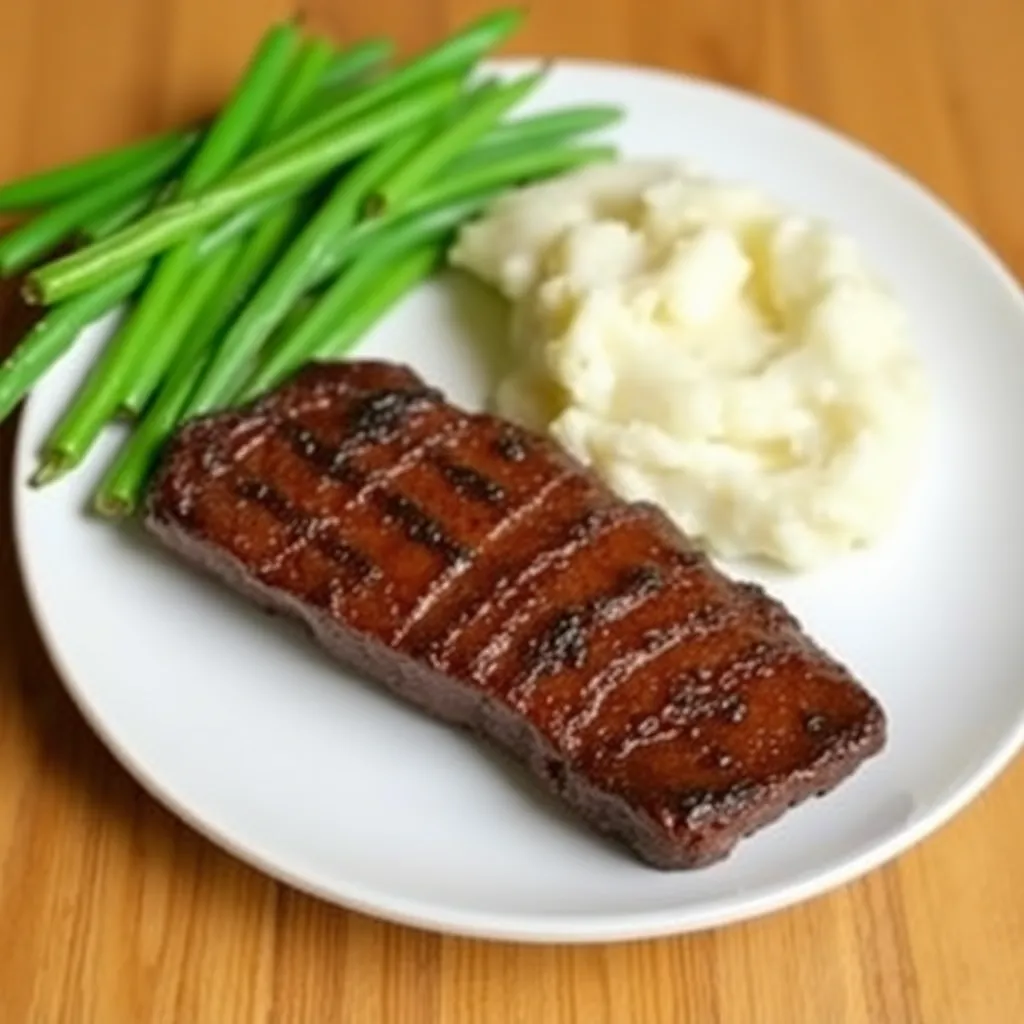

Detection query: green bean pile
(0, 9), (622, 515)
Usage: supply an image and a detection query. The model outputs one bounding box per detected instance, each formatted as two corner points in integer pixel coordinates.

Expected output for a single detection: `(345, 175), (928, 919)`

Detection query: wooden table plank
(1, 1), (1022, 1021)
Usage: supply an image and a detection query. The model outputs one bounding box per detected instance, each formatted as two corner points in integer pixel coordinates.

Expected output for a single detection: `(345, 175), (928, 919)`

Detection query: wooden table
(1, 1), (1022, 1021)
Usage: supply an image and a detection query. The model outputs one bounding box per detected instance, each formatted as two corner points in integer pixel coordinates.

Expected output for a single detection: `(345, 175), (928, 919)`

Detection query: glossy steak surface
(147, 361), (886, 868)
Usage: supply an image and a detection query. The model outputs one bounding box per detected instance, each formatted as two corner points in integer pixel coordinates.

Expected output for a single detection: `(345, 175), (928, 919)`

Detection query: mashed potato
(450, 161), (929, 571)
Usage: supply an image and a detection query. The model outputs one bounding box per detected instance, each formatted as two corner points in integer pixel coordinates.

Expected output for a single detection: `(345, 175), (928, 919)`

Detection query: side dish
(452, 162), (929, 569)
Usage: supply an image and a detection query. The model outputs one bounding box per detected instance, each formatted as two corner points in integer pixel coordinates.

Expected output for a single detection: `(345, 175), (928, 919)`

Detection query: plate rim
(12, 56), (1024, 943)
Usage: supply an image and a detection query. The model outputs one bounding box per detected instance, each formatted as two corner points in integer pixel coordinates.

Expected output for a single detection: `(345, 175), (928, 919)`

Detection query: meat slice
(146, 360), (886, 869)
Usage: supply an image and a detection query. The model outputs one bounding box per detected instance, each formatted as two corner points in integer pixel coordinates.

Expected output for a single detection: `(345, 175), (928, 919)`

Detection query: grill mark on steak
(466, 503), (664, 685)
(493, 427), (529, 462)
(430, 455), (507, 506)
(237, 386), (450, 524)
(514, 600), (741, 745)
(344, 386), (441, 443)
(392, 466), (579, 649)
(420, 486), (621, 673)
(233, 478), (377, 584)
(491, 547), (778, 755)
(517, 565), (668, 681)
(275, 410), (472, 523)
(274, 414), (479, 608)
(582, 630), (788, 758)
(529, 619), (699, 748)
(341, 420), (468, 509)
(278, 420), (367, 488)
(264, 405), (514, 639)
(375, 491), (469, 567)
(528, 609), (591, 675)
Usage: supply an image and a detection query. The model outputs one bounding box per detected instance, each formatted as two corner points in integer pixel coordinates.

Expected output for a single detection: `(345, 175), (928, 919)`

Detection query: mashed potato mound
(450, 161), (929, 571)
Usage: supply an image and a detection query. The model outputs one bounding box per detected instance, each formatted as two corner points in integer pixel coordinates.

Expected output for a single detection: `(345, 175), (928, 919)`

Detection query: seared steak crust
(146, 361), (885, 869)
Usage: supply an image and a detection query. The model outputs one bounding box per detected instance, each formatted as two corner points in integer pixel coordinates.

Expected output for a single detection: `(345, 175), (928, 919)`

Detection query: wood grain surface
(1, 1), (1022, 1021)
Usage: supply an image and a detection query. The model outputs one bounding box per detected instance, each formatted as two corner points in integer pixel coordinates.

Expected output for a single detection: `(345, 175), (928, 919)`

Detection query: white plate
(13, 59), (1024, 943)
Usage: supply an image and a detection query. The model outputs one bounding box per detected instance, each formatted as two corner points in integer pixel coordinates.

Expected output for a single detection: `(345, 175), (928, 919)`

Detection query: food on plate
(146, 360), (886, 869)
(451, 161), (930, 570)
(0, 10), (621, 513)
(3, 9), (896, 870)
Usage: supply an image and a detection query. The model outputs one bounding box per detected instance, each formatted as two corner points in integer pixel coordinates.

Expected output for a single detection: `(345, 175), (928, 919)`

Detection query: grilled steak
(146, 360), (886, 869)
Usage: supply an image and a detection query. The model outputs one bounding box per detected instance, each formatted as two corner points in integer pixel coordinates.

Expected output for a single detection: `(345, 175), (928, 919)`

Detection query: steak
(146, 360), (886, 869)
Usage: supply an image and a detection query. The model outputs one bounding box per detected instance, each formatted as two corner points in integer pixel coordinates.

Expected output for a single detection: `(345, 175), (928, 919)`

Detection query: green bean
(203, 219), (308, 340)
(261, 292), (319, 349)
(0, 132), (197, 275)
(467, 104), (623, 158)
(32, 21), (302, 483)
(197, 209), (306, 341)
(311, 189), (502, 292)
(308, 243), (439, 363)
(79, 184), (163, 241)
(404, 143), (617, 212)
(241, 233), (443, 400)
(26, 77), (462, 306)
(0, 267), (146, 424)
(83, 43), (345, 248)
(0, 36), (392, 218)
(184, 119), (443, 417)
(122, 239), (241, 415)
(223, 194), (498, 398)
(0, 131), (193, 213)
(317, 38), (393, 91)
(195, 192), (296, 252)
(74, 42), (370, 250)
(243, 243), (440, 400)
(91, 265), (238, 518)
(123, 203), (301, 416)
(120, 36), (335, 416)
(60, 41), (377, 250)
(92, 63), (325, 502)
(224, 190), (497, 317)
(262, 37), (337, 138)
(11, 139), (597, 430)
(366, 70), (544, 214)
(93, 206), (305, 516)
(33, 241), (195, 481)
(68, 19), (299, 411)
(177, 22), (302, 195)
(195, 187), (296, 252)
(0, 179), (285, 428)
(124, 48), (339, 415)
(268, 41), (390, 128)
(91, 356), (203, 516)
(90, 239), (243, 516)
(243, 9), (522, 168)
(117, 247), (232, 416)
(78, 20), (299, 254)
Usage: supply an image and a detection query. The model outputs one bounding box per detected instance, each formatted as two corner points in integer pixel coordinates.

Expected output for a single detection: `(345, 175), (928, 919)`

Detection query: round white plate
(14, 59), (1024, 943)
